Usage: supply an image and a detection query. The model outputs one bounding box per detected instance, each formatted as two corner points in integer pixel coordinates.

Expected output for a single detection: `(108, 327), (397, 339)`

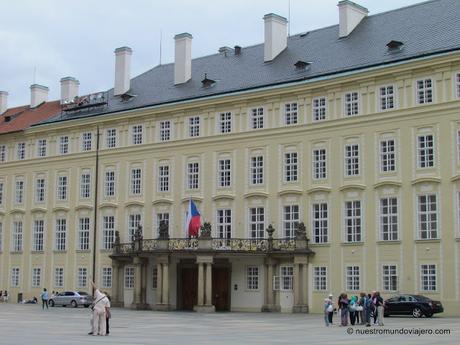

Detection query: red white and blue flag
(186, 199), (201, 237)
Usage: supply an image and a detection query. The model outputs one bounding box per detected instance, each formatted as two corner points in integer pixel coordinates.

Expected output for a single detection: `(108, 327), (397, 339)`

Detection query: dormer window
(386, 40), (404, 52)
(294, 60), (311, 71)
(201, 74), (216, 88)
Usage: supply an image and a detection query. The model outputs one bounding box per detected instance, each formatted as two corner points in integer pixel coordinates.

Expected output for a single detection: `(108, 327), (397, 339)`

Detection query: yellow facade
(1, 51), (460, 314)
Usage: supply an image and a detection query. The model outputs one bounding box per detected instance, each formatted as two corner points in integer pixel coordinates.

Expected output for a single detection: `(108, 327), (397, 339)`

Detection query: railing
(113, 237), (308, 255)
(61, 92), (108, 113)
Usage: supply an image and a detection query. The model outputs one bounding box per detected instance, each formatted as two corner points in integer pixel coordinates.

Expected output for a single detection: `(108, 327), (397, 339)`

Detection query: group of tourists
(324, 291), (384, 327)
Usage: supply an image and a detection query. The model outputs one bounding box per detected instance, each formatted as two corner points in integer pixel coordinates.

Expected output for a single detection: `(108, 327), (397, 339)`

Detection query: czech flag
(186, 199), (201, 237)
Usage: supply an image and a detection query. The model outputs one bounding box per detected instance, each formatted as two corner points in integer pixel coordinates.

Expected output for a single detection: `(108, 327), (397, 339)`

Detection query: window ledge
(31, 251), (44, 254)
(341, 242), (364, 246)
(10, 251), (23, 254)
(414, 239), (441, 243)
(76, 250), (91, 253)
(53, 250), (67, 254)
(376, 240), (401, 245)
(310, 243), (331, 247)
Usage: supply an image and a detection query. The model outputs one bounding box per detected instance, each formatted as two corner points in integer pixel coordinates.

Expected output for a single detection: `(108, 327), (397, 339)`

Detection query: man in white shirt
(89, 281), (110, 336)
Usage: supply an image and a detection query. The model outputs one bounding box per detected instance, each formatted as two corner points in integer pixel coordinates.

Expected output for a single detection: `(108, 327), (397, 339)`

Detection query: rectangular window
(344, 92), (359, 116)
(12, 221), (23, 252)
(187, 162), (199, 190)
(283, 205), (299, 239)
(106, 128), (117, 148)
(59, 136), (69, 155)
(81, 132), (92, 151)
(132, 124), (143, 145)
(285, 102), (298, 125)
(280, 266), (293, 291)
(417, 134), (434, 168)
(54, 267), (64, 288)
(158, 165), (170, 192)
(284, 152), (298, 182)
(418, 194), (438, 239)
(246, 266), (259, 290)
(312, 203), (328, 244)
(346, 266), (360, 291)
(217, 209), (232, 241)
(55, 218), (67, 251)
(37, 139), (47, 157)
(17, 142), (26, 160)
(345, 201), (362, 242)
(249, 207), (264, 239)
(312, 97), (327, 121)
(0, 145), (7, 162)
(130, 168), (142, 195)
(78, 217), (90, 251)
(125, 267), (135, 288)
(102, 267), (112, 289)
(159, 121), (171, 142)
(80, 173), (91, 199)
(15, 179), (24, 204)
(102, 216), (115, 250)
(456, 73), (460, 99)
(379, 85), (395, 110)
(345, 144), (359, 176)
(380, 139), (396, 172)
(128, 214), (142, 242)
(105, 170), (115, 197)
(152, 267), (158, 289)
(251, 107), (264, 129)
(380, 197), (398, 241)
(57, 176), (68, 201)
(11, 267), (20, 287)
(32, 219), (44, 251)
(218, 159), (231, 188)
(382, 265), (397, 292)
(250, 155), (264, 185)
(313, 267), (327, 291)
(313, 148), (327, 180)
(189, 116), (200, 137)
(416, 78), (433, 104)
(35, 178), (46, 203)
(77, 267), (87, 288)
(32, 267), (41, 288)
(219, 112), (232, 133)
(420, 264), (436, 291)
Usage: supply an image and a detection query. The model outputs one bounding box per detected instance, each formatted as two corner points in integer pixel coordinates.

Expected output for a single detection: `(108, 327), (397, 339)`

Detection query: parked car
(384, 294), (443, 318)
(48, 291), (92, 308)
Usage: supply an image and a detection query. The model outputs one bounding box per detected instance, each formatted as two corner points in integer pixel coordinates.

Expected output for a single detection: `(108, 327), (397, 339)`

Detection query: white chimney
(60, 77), (80, 104)
(174, 33), (193, 85)
(263, 13), (288, 62)
(0, 91), (8, 115)
(114, 46), (132, 96)
(30, 84), (49, 108)
(338, 0), (369, 38)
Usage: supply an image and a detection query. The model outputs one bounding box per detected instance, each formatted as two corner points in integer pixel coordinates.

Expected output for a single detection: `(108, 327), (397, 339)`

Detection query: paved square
(0, 304), (458, 345)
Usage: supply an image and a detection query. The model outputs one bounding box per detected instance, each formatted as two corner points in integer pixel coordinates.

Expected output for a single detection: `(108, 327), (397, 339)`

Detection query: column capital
(196, 255), (213, 264)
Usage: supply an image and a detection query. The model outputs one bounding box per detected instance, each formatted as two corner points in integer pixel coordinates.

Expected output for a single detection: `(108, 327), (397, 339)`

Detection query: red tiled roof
(0, 101), (61, 135)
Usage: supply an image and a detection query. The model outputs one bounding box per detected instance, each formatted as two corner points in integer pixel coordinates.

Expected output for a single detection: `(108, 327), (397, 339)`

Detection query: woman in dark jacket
(338, 293), (349, 326)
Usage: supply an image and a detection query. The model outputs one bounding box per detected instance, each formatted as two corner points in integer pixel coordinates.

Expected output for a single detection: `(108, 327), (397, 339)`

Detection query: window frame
(346, 265), (360, 291)
(246, 266), (259, 290)
(344, 200), (362, 243)
(284, 102), (298, 125)
(250, 107), (264, 130)
(188, 116), (200, 138)
(248, 207), (265, 239)
(312, 202), (329, 244)
(283, 151), (298, 183)
(344, 143), (360, 177)
(343, 91), (359, 116)
(131, 124), (144, 145)
(379, 138), (396, 173)
(313, 266), (327, 291)
(417, 134), (435, 169)
(312, 96), (327, 122)
(415, 78), (434, 105)
(312, 147), (327, 180)
(420, 264), (437, 292)
(382, 264), (398, 292)
(379, 197), (399, 241)
(78, 217), (90, 251)
(417, 194), (438, 240)
(32, 219), (45, 252)
(378, 85), (396, 111)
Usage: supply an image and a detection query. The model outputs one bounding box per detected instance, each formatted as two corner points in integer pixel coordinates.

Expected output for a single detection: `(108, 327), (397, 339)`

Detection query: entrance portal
(180, 267), (198, 311)
(212, 267), (230, 311)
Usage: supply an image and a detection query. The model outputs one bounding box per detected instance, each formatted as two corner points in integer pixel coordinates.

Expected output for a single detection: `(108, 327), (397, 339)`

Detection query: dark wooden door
(212, 267), (230, 311)
(181, 267), (198, 310)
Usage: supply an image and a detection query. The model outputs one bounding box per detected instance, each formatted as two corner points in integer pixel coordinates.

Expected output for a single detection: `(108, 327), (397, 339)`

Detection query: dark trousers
(106, 317), (109, 334)
(327, 311), (333, 324)
(373, 308), (378, 324)
(350, 311), (356, 325)
(42, 299), (48, 309)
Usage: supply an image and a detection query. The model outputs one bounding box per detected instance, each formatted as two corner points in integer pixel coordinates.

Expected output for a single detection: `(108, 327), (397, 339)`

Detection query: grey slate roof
(41, 0), (460, 125)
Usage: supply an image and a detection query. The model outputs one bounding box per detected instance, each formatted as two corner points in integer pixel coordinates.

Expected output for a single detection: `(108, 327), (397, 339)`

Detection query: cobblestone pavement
(0, 303), (458, 345)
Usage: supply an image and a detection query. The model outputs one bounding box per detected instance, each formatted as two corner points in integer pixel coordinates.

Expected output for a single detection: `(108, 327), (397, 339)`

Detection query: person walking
(324, 298), (332, 326)
(88, 281), (110, 336)
(104, 292), (112, 335)
(371, 291), (378, 325)
(349, 295), (357, 325)
(365, 293), (373, 327)
(40, 288), (49, 309)
(339, 293), (349, 326)
(375, 291), (384, 326)
(358, 292), (366, 325)
(326, 294), (334, 325)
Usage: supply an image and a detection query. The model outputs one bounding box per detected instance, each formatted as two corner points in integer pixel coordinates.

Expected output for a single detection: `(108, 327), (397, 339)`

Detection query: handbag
(355, 305), (363, 311)
(327, 305), (334, 312)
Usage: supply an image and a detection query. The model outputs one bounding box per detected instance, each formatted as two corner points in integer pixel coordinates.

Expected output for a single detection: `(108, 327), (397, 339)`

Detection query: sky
(0, 0), (423, 107)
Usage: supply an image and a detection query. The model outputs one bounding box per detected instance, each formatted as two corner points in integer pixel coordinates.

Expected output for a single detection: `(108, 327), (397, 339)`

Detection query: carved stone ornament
(158, 220), (169, 240)
(199, 222), (212, 239)
(266, 224), (275, 239)
(134, 225), (143, 241)
(295, 222), (307, 240)
(114, 231), (121, 246)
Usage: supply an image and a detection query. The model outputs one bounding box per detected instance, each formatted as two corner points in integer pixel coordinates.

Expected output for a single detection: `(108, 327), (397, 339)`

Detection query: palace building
(1, 0), (460, 315)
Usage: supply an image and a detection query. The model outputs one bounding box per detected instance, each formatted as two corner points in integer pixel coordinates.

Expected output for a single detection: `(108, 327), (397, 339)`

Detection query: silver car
(48, 291), (92, 308)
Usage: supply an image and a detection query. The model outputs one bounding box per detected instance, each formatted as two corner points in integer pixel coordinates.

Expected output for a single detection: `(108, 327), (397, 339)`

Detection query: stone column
(141, 262), (147, 306)
(162, 261), (169, 306)
(262, 257), (280, 312)
(197, 263), (204, 306)
(153, 256), (170, 311)
(194, 255), (215, 312)
(205, 263), (212, 306)
(111, 261), (121, 307)
(302, 263), (308, 307)
(131, 257), (143, 309)
(156, 262), (163, 305)
(292, 256), (309, 313)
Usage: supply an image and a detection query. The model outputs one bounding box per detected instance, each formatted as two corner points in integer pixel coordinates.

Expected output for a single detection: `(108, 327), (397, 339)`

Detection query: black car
(384, 294), (443, 318)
